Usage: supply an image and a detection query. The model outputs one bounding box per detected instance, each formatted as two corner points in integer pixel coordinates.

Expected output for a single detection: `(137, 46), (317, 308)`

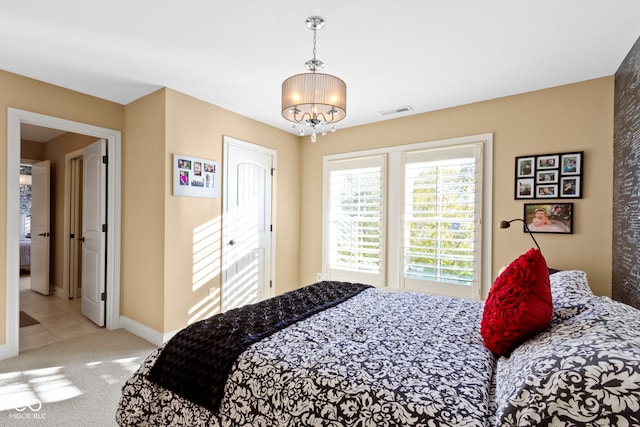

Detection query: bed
(19, 237), (31, 271)
(116, 252), (640, 426)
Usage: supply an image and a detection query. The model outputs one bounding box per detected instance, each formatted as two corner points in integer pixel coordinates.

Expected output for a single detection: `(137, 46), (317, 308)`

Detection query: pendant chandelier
(281, 16), (346, 143)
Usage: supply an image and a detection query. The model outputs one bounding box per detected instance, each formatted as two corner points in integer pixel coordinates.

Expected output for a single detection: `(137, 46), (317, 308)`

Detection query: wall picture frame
(561, 153), (581, 175)
(560, 176), (580, 197)
(516, 178), (534, 198)
(515, 151), (583, 199)
(173, 153), (219, 198)
(536, 155), (559, 170)
(523, 203), (573, 234)
(536, 170), (558, 184)
(536, 184), (558, 198)
(516, 157), (535, 177)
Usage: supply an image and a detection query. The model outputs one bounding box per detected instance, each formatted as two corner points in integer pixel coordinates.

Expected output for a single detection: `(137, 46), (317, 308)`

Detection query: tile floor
(19, 275), (102, 352)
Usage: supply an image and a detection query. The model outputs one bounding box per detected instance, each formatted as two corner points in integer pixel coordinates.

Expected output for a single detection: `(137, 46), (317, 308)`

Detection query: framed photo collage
(515, 151), (583, 200)
(172, 153), (220, 198)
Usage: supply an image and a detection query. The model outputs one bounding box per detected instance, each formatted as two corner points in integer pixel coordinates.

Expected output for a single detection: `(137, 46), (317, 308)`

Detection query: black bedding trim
(147, 281), (372, 412)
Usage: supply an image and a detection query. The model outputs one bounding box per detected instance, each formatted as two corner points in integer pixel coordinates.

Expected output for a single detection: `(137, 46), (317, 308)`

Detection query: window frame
(322, 133), (493, 300)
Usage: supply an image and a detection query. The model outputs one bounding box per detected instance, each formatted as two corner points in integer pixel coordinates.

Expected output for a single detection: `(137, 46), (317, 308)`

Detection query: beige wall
(299, 77), (614, 297)
(0, 67), (614, 346)
(2, 71), (301, 346)
(121, 89), (301, 334)
(0, 70), (124, 344)
(20, 140), (45, 161)
(120, 89), (167, 333)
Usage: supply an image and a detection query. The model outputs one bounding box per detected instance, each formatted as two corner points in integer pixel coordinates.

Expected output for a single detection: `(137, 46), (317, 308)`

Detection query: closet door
(222, 137), (274, 311)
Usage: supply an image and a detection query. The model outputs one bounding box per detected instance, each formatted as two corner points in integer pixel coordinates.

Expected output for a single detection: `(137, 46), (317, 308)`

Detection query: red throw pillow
(480, 248), (552, 356)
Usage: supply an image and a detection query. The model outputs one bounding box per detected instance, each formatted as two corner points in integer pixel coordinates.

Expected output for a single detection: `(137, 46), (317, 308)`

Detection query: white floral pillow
(493, 296), (640, 426)
(548, 270), (595, 324)
(549, 270), (593, 300)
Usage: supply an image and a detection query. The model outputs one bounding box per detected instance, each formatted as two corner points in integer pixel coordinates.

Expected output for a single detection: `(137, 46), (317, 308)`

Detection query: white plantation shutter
(402, 144), (482, 298)
(322, 134), (490, 299)
(325, 155), (385, 285)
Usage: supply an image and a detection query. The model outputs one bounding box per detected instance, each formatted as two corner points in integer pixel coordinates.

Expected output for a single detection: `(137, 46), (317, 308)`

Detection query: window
(324, 155), (385, 285)
(402, 144), (482, 298)
(323, 134), (492, 299)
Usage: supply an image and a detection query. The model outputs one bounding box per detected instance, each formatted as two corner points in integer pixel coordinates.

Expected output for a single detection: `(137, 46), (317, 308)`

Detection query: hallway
(19, 275), (102, 352)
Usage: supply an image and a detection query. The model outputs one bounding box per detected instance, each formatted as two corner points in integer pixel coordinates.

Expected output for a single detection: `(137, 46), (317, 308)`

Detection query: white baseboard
(119, 316), (179, 346)
(0, 343), (18, 361)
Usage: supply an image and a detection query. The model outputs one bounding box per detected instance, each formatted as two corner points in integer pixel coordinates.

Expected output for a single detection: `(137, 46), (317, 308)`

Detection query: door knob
(37, 232), (50, 237)
(229, 239), (236, 245)
(79, 237), (85, 242)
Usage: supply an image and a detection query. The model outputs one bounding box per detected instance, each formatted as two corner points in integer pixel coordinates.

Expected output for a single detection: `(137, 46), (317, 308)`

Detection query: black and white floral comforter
(117, 271), (640, 426)
(494, 270), (640, 426)
(116, 287), (495, 426)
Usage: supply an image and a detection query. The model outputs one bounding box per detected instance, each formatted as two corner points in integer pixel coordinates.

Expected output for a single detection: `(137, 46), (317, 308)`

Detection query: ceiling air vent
(379, 105), (413, 116)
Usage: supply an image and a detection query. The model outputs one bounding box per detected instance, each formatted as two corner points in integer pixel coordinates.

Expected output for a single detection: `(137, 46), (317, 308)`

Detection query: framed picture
(560, 176), (579, 197)
(515, 151), (583, 199)
(524, 203), (573, 234)
(561, 153), (581, 175)
(173, 153), (219, 198)
(537, 155), (559, 170)
(516, 178), (534, 198)
(536, 184), (558, 198)
(536, 170), (558, 184)
(516, 157), (535, 177)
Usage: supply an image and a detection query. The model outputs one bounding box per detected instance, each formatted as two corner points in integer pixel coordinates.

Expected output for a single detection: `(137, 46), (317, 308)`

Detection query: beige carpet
(19, 310), (39, 327)
(0, 329), (158, 426)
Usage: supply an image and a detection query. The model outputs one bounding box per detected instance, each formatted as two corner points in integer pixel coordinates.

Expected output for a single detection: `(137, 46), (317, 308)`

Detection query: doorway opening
(2, 108), (122, 360)
(66, 152), (84, 301)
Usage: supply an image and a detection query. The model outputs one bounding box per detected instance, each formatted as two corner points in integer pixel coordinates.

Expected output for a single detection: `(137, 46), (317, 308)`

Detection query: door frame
(2, 108), (122, 360)
(222, 136), (276, 310)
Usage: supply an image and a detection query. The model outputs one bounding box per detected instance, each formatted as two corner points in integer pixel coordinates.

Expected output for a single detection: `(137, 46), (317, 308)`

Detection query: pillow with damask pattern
(494, 296), (640, 426)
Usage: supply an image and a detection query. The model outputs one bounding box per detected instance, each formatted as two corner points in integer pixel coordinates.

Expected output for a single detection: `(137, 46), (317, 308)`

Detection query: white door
(81, 139), (106, 326)
(222, 137), (274, 311)
(30, 160), (51, 295)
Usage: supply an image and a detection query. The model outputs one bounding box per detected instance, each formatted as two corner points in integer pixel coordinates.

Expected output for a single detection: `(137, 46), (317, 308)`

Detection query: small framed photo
(536, 170), (558, 184)
(561, 153), (581, 175)
(537, 155), (559, 170)
(524, 203), (573, 234)
(536, 184), (558, 198)
(516, 178), (534, 198)
(516, 157), (535, 177)
(560, 176), (580, 198)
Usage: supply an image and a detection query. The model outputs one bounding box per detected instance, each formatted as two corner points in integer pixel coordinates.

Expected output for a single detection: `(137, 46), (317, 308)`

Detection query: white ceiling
(3, 1), (640, 137)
